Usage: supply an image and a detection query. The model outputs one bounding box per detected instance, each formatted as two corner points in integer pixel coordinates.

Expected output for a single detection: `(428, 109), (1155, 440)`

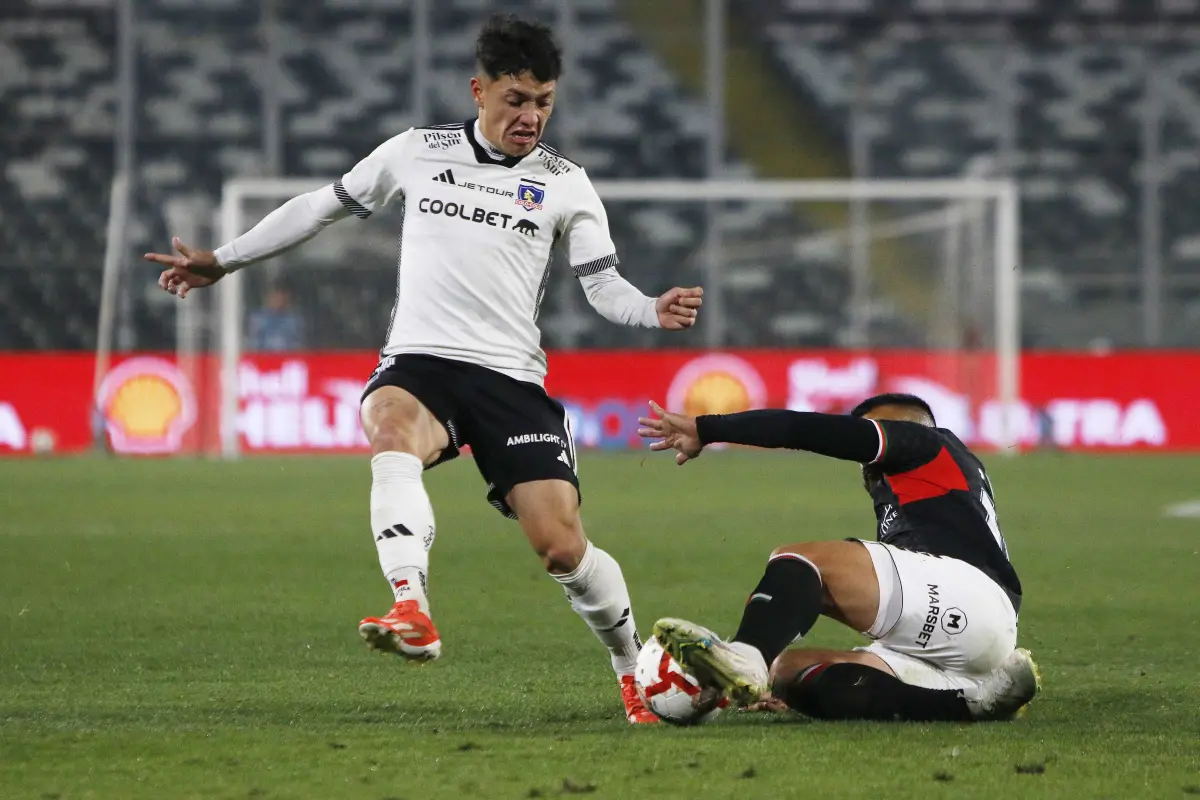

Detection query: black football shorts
(362, 353), (579, 519)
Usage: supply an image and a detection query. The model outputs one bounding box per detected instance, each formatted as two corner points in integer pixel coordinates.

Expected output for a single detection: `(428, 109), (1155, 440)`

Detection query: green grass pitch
(1, 451), (1198, 799)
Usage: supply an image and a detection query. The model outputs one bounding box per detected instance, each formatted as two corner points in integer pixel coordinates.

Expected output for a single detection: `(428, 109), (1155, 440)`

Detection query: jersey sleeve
(213, 185), (350, 269)
(868, 419), (946, 474)
(560, 171), (619, 276)
(334, 129), (414, 219)
(577, 267), (659, 328)
(694, 410), (942, 471)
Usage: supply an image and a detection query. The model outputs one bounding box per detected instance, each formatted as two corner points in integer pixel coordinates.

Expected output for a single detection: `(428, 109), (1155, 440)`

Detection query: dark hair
(476, 14), (562, 83)
(849, 393), (936, 424)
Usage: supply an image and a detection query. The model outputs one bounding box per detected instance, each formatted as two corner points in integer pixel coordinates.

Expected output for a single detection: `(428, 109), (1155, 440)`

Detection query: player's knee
(778, 662), (884, 720)
(511, 481), (586, 573)
(779, 667), (840, 719)
(362, 388), (445, 459)
(768, 543), (832, 581)
(770, 651), (815, 690)
(770, 542), (818, 562)
(366, 410), (443, 460)
(539, 543), (584, 574)
(768, 541), (868, 587)
(530, 521), (587, 574)
(368, 419), (422, 456)
(771, 662), (799, 699)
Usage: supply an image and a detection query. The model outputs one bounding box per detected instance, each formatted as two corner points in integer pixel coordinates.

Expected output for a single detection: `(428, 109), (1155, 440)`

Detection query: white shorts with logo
(854, 541), (1018, 692)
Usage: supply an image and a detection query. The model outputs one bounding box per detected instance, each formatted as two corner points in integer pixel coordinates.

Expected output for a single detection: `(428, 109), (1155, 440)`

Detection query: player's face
(472, 72), (556, 157)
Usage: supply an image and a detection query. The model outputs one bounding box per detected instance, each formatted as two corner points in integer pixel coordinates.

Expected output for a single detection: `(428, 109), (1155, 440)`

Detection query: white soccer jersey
(334, 120), (628, 385)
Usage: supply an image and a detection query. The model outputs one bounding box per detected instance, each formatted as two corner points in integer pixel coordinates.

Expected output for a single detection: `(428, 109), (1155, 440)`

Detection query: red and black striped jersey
(864, 421), (1021, 614)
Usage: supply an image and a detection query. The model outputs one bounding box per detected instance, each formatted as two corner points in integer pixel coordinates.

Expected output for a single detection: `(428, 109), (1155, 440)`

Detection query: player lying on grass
(145, 14), (703, 724)
(637, 393), (1040, 722)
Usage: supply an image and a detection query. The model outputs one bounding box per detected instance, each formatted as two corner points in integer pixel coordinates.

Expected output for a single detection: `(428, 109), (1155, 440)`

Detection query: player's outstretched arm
(147, 130), (409, 298)
(639, 405), (941, 467)
(145, 185), (351, 298)
(566, 174), (702, 330)
(576, 268), (703, 330)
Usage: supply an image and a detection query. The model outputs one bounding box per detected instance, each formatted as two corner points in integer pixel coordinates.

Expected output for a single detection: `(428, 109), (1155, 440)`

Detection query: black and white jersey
(335, 120), (618, 385)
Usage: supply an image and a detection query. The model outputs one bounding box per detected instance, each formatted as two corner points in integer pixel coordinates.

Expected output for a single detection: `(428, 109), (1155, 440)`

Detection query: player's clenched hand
(655, 286), (703, 331)
(637, 401), (703, 465)
(144, 237), (227, 298)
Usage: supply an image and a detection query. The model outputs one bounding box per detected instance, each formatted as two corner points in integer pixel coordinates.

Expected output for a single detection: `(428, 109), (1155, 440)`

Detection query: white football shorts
(854, 541), (1018, 691)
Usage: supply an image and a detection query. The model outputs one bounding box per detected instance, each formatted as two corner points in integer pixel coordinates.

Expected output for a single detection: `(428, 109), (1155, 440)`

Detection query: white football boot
(652, 617), (770, 710)
(964, 647), (1042, 721)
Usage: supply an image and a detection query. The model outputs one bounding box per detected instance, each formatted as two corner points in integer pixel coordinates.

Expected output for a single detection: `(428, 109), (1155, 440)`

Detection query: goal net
(205, 177), (1019, 458)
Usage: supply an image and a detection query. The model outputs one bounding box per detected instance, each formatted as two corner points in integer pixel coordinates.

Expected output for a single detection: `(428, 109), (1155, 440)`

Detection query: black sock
(782, 663), (973, 722)
(732, 554), (823, 666)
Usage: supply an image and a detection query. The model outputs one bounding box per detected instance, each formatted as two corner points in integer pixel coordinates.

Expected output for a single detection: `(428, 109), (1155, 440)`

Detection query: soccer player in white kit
(145, 15), (703, 724)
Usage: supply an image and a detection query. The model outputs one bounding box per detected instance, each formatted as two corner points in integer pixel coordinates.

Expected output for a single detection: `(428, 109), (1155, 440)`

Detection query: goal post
(214, 177), (1021, 459)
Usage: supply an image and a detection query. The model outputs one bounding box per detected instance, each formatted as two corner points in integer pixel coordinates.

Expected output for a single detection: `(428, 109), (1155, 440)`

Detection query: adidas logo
(598, 607), (631, 633)
(557, 450), (570, 467)
(376, 523), (415, 541)
(432, 169), (456, 184)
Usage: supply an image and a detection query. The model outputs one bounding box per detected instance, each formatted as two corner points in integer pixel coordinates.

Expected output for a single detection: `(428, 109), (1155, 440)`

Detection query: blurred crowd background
(4, 0), (1198, 356)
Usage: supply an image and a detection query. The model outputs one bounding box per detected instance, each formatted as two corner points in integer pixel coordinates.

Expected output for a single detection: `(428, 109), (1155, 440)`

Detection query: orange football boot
(358, 600), (442, 662)
(620, 674), (660, 724)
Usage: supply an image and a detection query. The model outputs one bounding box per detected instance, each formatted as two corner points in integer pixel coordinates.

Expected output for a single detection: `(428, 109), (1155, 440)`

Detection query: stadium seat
(3, 0), (1196, 349)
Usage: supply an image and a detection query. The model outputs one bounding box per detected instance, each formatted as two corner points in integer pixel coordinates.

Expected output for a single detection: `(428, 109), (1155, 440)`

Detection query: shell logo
(665, 354), (768, 418)
(97, 357), (196, 454)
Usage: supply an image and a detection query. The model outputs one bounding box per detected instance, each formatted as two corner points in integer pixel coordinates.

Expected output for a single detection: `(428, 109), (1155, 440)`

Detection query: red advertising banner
(0, 350), (1195, 455)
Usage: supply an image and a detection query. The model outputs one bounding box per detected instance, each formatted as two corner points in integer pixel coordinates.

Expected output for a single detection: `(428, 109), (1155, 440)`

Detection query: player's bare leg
(760, 541), (1038, 721)
(655, 540), (876, 710)
(768, 645), (1040, 722)
(357, 385), (450, 662)
(508, 480), (656, 724)
(660, 540), (1039, 721)
(734, 648), (895, 712)
(770, 647), (896, 688)
(658, 539), (1029, 719)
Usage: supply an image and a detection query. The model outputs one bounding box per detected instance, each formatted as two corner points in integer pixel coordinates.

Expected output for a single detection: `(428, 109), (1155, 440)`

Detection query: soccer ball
(633, 635), (725, 725)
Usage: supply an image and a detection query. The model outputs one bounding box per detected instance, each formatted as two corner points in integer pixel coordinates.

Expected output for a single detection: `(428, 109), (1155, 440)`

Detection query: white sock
(370, 452), (435, 616)
(553, 542), (642, 676)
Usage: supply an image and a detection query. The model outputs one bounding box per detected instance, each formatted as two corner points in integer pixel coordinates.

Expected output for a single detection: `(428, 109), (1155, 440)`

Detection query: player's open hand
(144, 237), (227, 298)
(655, 286), (703, 330)
(637, 401), (703, 465)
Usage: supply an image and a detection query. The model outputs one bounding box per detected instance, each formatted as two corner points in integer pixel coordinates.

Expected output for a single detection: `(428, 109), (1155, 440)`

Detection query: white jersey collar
(474, 120), (508, 161)
(464, 118), (531, 169)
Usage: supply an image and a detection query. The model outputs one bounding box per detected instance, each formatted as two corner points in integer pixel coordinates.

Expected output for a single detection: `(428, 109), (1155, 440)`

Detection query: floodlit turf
(1, 451), (1198, 799)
